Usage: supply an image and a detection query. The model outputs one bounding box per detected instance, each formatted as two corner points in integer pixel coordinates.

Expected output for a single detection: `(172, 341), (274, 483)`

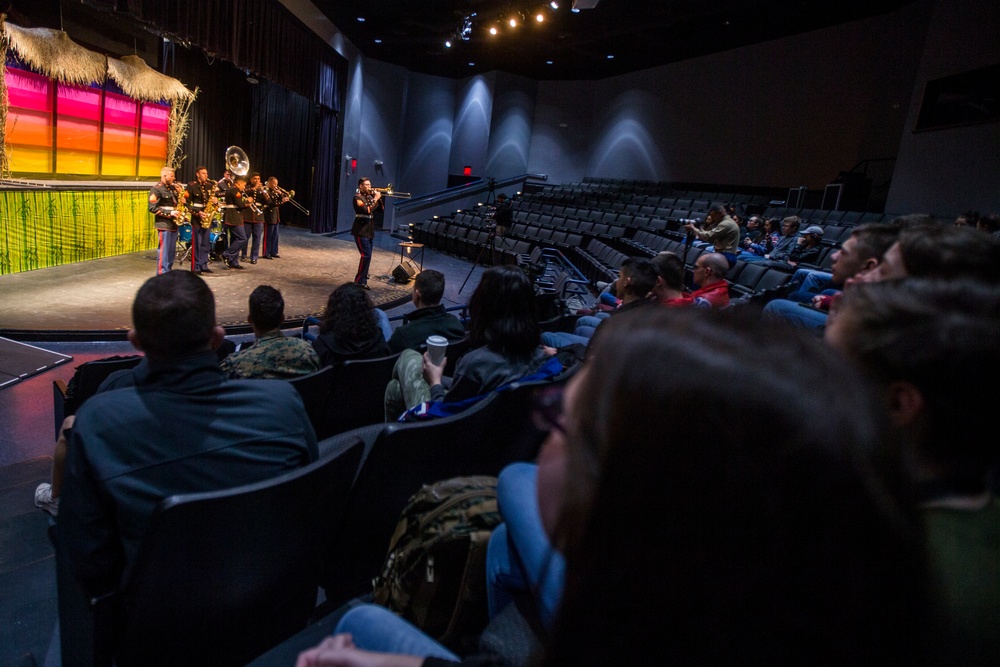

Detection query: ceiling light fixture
(490, 26), (498, 35)
(445, 40), (452, 47)
(550, 2), (559, 8)
(536, 13), (545, 22)
(509, 17), (518, 28)
(356, 17), (365, 22)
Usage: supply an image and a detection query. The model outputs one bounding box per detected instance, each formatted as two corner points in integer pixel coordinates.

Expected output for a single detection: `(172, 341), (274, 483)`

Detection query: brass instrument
(225, 145), (250, 177)
(372, 183), (411, 198)
(274, 185), (310, 216)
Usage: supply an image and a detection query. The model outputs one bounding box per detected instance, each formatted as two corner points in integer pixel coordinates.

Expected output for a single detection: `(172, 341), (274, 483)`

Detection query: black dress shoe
(262, 255), (273, 260)
(271, 254), (280, 259)
(231, 264), (245, 270)
(360, 283), (371, 290)
(250, 259), (257, 265)
(200, 268), (214, 275)
(222, 258), (231, 269)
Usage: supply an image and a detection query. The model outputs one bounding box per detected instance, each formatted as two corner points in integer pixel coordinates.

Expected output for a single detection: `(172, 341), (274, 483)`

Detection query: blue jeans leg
(334, 604), (459, 661)
(542, 331), (591, 348)
(762, 299), (829, 329)
(486, 463), (565, 630)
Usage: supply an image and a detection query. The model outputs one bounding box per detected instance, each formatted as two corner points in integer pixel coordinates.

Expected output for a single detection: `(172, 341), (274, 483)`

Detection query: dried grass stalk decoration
(3, 23), (107, 86)
(167, 87), (199, 170)
(1, 15), (11, 179)
(108, 55), (195, 103)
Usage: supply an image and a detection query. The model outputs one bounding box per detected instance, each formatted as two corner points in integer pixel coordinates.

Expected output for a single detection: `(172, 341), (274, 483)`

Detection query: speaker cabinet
(392, 258), (419, 284)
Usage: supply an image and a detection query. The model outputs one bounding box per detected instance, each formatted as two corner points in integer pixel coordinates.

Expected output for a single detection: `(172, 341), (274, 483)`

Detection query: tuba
(225, 145), (250, 177)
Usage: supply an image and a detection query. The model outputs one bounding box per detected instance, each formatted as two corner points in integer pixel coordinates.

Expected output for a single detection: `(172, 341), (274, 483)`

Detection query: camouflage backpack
(373, 476), (502, 654)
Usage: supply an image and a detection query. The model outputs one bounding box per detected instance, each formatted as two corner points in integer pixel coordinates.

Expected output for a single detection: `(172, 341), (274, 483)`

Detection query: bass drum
(178, 224), (193, 244)
(211, 229), (228, 258)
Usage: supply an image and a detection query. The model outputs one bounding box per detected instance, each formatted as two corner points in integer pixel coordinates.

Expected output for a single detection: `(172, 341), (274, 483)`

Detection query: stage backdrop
(0, 188), (154, 275)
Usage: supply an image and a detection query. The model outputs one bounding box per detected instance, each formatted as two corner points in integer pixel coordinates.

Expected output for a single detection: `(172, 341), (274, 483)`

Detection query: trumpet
(372, 183), (411, 198)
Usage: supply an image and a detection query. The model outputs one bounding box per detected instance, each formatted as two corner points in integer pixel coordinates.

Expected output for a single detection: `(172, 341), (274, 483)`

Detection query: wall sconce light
(374, 160), (384, 176)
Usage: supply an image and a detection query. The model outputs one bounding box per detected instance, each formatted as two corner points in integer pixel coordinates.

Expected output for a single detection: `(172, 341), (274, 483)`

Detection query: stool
(398, 242), (425, 271)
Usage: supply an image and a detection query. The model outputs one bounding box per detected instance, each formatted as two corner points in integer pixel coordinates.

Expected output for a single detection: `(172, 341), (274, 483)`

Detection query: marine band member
(352, 177), (381, 289)
(186, 166), (218, 275)
(148, 166), (183, 275)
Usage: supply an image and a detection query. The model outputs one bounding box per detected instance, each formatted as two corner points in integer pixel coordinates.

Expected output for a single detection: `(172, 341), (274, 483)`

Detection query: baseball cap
(802, 225), (825, 236)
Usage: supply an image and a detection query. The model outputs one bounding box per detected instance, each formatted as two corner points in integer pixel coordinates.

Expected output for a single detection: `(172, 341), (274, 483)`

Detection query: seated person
(299, 307), (926, 666)
(541, 258), (658, 348)
(385, 266), (547, 421)
(752, 225), (824, 270)
(682, 203), (740, 264)
(650, 251), (694, 307)
(826, 278), (999, 664)
(783, 223), (899, 302)
(740, 217), (781, 257)
(220, 284), (321, 379)
(57, 271), (317, 597)
(739, 216), (800, 262)
(387, 270), (466, 353)
(312, 283), (391, 367)
(689, 252), (731, 308)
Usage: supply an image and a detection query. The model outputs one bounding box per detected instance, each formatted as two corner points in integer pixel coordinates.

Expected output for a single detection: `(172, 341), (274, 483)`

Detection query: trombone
(274, 186), (310, 216)
(373, 183), (411, 198)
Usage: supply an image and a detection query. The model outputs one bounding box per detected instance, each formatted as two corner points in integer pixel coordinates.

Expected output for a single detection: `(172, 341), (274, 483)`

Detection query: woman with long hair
(312, 282), (389, 367)
(300, 307), (927, 666)
(384, 265), (546, 420)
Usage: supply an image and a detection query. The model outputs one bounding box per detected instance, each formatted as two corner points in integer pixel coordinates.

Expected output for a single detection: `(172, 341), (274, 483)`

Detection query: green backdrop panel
(0, 189), (157, 274)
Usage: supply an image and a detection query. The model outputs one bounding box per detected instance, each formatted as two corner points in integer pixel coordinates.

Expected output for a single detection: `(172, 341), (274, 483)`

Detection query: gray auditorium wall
(527, 1), (931, 193)
(886, 0), (1000, 216)
(318, 0), (991, 226)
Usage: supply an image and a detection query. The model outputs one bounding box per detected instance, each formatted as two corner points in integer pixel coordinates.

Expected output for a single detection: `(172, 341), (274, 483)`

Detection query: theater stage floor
(0, 226), (416, 338)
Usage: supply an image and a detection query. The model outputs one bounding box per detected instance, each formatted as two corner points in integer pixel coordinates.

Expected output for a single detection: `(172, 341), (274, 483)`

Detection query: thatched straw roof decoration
(3, 23), (107, 86)
(2, 22), (194, 103)
(108, 55), (194, 103)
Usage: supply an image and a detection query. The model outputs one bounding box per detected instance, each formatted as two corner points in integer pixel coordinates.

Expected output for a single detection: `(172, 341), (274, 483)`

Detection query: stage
(0, 227), (414, 339)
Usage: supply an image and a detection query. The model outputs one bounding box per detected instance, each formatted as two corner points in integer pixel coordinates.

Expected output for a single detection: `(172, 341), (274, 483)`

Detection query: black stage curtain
(312, 106), (340, 234)
(163, 45), (327, 229)
(81, 0), (342, 112)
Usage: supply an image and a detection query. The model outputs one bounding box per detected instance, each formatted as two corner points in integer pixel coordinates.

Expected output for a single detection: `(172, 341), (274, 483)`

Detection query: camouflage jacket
(220, 331), (321, 380)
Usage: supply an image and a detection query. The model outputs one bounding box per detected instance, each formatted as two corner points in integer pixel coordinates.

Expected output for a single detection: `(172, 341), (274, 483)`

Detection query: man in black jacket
(387, 270), (466, 353)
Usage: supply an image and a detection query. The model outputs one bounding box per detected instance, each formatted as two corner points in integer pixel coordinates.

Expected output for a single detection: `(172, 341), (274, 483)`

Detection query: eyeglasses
(531, 385), (566, 435)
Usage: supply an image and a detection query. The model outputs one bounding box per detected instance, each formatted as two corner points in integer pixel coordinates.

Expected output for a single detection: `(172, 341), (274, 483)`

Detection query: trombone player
(242, 172), (269, 264)
(262, 176), (289, 260)
(352, 177), (382, 289)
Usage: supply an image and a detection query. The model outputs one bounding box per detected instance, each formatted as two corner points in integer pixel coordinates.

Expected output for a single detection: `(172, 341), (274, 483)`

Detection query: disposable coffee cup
(426, 335), (449, 365)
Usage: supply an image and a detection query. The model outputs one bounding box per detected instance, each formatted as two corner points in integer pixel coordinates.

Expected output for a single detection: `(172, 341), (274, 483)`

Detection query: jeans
(541, 331), (591, 348)
(762, 298), (829, 329)
(334, 604), (459, 661)
(486, 463), (565, 630)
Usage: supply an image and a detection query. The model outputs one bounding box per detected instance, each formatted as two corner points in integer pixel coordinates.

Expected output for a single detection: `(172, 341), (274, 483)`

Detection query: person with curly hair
(312, 283), (390, 367)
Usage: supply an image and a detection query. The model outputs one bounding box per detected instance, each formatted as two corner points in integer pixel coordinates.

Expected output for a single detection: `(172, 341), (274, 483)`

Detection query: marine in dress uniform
(148, 166), (183, 275)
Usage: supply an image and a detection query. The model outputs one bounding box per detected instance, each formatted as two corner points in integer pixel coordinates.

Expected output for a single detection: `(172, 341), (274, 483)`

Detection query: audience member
(57, 272), (317, 597)
(741, 216), (780, 256)
(689, 252), (730, 308)
(650, 251), (694, 307)
(682, 203), (740, 263)
(385, 266), (547, 420)
(387, 270), (466, 354)
(826, 278), (999, 664)
(298, 307), (926, 666)
(740, 216), (800, 262)
(783, 223), (899, 302)
(975, 213), (1000, 239)
(540, 258), (658, 348)
(220, 285), (321, 379)
(754, 224), (824, 270)
(312, 283), (391, 367)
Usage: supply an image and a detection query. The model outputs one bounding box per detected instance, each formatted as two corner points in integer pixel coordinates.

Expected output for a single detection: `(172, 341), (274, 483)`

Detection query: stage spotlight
(445, 39), (452, 47)
(536, 13), (544, 22)
(489, 26), (498, 35)
(550, 1), (559, 8)
(509, 17), (518, 28)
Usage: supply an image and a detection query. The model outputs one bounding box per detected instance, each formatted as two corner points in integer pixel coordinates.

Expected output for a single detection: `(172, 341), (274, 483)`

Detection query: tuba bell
(225, 146), (250, 177)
